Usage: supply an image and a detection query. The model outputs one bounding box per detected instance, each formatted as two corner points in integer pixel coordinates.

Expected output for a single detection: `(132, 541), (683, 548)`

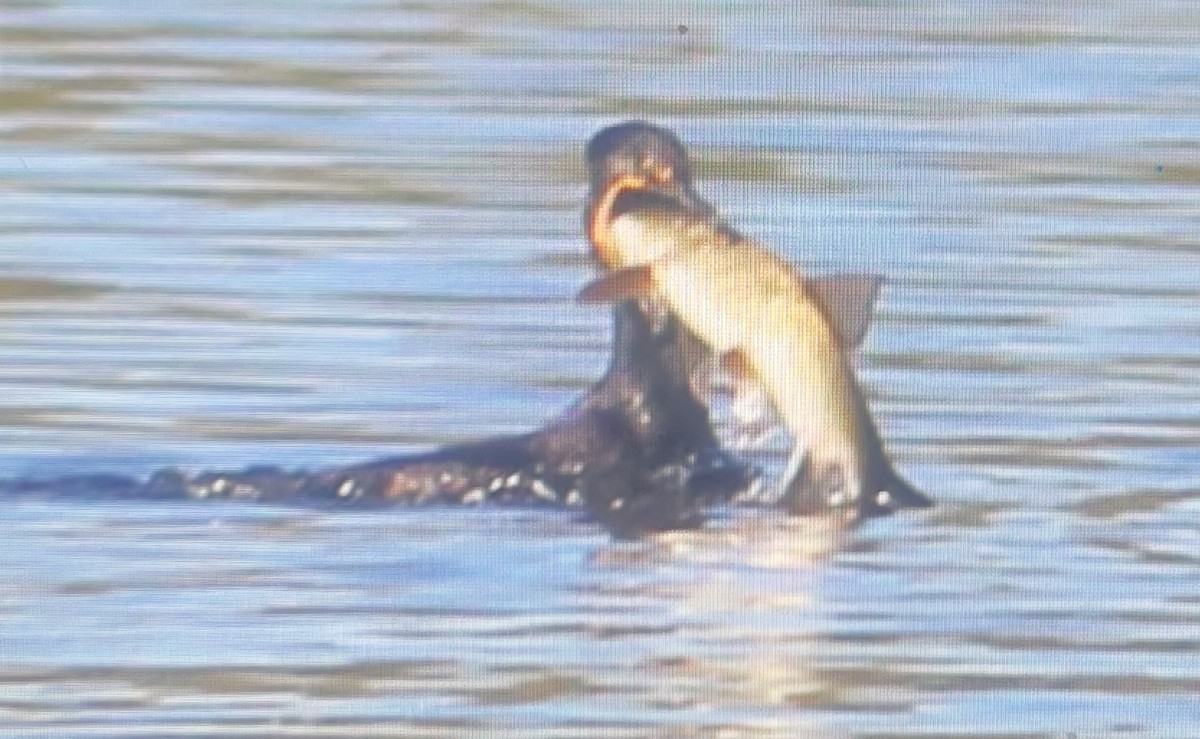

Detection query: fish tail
(781, 454), (933, 518)
(865, 467), (934, 516)
(851, 386), (934, 517)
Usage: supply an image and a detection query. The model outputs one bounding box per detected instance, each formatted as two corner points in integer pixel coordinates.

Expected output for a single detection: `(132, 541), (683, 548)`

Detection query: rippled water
(2, 1), (1198, 736)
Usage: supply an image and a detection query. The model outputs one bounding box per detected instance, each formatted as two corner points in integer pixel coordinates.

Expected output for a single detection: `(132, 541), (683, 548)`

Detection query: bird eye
(654, 164), (673, 184)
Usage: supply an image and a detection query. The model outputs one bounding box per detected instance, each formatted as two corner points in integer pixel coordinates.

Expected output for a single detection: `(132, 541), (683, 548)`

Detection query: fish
(582, 122), (888, 467)
(583, 121), (885, 354)
(577, 169), (933, 519)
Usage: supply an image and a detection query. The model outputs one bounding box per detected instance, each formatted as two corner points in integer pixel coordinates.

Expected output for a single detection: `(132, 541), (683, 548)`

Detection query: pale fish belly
(750, 304), (858, 456)
(608, 213), (687, 267)
(743, 324), (859, 503)
(652, 256), (754, 354)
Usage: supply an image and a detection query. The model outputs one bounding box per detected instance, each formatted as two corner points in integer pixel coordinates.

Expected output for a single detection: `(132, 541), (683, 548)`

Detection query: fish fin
(577, 266), (655, 304)
(778, 444), (807, 498)
(717, 348), (753, 381)
(727, 380), (779, 447)
(780, 458), (843, 516)
(805, 273), (884, 348)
